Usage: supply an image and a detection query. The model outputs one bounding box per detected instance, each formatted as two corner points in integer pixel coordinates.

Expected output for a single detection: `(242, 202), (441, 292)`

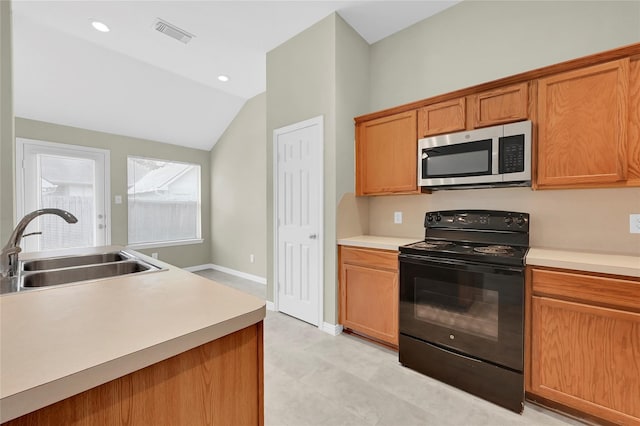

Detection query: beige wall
(0, 0), (14, 244)
(368, 188), (640, 255)
(15, 118), (212, 267)
(365, 0), (640, 257)
(210, 93), (266, 278)
(266, 13), (370, 324)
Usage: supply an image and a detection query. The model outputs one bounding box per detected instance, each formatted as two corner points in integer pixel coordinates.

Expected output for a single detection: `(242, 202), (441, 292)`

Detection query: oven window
(414, 277), (499, 341)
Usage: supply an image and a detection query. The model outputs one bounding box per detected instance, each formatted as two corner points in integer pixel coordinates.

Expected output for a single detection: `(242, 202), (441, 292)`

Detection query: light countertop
(337, 235), (640, 278)
(526, 247), (640, 278)
(0, 246), (265, 423)
(337, 235), (420, 251)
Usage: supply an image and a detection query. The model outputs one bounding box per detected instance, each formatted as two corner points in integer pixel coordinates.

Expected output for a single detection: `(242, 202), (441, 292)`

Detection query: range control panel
(424, 210), (529, 232)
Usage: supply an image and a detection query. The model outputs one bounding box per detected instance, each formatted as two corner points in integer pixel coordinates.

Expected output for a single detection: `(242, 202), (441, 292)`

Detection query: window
(127, 156), (201, 247)
(17, 138), (110, 252)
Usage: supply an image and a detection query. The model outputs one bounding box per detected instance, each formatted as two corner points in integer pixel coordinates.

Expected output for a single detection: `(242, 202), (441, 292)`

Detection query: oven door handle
(399, 254), (524, 274)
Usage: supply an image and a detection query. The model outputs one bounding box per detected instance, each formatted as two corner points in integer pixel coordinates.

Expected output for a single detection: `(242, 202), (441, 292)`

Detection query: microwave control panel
(499, 135), (525, 174)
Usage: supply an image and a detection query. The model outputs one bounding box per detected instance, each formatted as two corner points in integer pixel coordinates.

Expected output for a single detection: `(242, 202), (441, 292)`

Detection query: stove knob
(427, 214), (434, 223)
(435, 214), (442, 222)
(504, 216), (513, 226)
(516, 216), (526, 226)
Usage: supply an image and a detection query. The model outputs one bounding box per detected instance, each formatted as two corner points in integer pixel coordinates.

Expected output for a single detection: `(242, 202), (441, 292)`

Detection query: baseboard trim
(266, 301), (275, 311)
(322, 322), (343, 336)
(183, 264), (214, 272)
(184, 263), (267, 285)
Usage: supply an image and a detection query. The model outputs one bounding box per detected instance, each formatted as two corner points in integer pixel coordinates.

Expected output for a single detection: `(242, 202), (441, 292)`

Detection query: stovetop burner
(410, 241), (454, 249)
(473, 245), (515, 255)
(399, 210), (530, 267)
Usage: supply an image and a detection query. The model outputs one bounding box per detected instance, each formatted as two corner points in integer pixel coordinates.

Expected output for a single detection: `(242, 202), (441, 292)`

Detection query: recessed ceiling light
(217, 75), (229, 82)
(91, 20), (110, 33)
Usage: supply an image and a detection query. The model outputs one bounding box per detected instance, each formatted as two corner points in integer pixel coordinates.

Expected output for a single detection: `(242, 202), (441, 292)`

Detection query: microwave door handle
(491, 137), (500, 175)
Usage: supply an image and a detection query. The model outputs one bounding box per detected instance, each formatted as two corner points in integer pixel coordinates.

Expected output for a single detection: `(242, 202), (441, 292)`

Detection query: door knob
(309, 234), (317, 239)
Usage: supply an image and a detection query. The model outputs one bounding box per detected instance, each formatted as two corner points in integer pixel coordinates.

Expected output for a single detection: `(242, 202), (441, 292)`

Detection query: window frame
(126, 155), (203, 249)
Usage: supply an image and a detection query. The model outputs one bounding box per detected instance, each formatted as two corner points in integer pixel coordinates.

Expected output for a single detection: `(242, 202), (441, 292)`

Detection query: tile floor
(194, 268), (584, 426)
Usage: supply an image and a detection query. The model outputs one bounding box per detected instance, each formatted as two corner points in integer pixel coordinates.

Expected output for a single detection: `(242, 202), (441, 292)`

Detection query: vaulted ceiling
(12, 1), (460, 150)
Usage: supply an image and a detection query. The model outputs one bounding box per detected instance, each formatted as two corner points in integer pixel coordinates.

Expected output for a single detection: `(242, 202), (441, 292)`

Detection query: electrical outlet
(114, 195), (122, 204)
(249, 254), (255, 263)
(151, 252), (158, 259)
(394, 211), (403, 224)
(630, 214), (640, 234)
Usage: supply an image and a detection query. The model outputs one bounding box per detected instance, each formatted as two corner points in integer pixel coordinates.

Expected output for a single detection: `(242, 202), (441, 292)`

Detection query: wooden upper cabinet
(628, 56), (640, 183)
(417, 98), (466, 137)
(356, 110), (418, 195)
(536, 59), (629, 187)
(470, 83), (529, 128)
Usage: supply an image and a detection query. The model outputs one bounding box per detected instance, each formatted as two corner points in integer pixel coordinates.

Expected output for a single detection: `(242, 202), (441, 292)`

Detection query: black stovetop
(399, 210), (530, 267)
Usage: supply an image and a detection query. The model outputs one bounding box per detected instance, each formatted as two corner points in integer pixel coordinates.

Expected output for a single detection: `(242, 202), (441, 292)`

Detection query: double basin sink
(2, 250), (164, 294)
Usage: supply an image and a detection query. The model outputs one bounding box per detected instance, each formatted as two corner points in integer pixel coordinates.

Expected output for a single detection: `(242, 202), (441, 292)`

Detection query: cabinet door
(537, 59), (629, 187)
(531, 296), (640, 425)
(356, 110), (417, 195)
(470, 83), (528, 128)
(340, 262), (398, 345)
(629, 56), (640, 183)
(417, 98), (466, 137)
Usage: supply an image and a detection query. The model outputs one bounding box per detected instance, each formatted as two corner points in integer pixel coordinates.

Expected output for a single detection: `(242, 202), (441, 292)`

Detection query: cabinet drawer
(531, 268), (640, 312)
(340, 246), (398, 271)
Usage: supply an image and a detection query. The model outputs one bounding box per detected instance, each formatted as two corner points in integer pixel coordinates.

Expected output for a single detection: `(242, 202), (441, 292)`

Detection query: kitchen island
(0, 246), (265, 425)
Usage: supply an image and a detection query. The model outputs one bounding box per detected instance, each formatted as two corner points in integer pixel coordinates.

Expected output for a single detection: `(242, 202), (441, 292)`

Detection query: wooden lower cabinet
(3, 323), (264, 426)
(527, 268), (640, 425)
(339, 246), (399, 347)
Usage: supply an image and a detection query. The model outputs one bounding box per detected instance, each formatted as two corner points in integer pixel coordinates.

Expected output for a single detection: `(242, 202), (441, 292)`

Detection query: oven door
(399, 254), (523, 371)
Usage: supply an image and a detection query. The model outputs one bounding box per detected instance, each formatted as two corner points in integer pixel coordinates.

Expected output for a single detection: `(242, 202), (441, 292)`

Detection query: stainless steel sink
(0, 249), (164, 294)
(22, 251), (132, 271)
(21, 260), (157, 288)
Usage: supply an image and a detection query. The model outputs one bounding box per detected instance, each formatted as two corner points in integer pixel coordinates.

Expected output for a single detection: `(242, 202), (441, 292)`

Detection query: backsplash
(359, 187), (640, 256)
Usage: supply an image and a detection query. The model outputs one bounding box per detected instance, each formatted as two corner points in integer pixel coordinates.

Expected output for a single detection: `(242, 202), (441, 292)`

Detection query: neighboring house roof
(128, 163), (192, 195)
(41, 178), (57, 189)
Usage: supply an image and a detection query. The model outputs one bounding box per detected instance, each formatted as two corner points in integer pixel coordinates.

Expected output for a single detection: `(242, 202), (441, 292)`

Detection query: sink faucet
(0, 208), (78, 278)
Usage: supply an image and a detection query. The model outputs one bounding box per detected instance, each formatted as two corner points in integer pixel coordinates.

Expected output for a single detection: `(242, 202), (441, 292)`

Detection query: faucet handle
(22, 232), (43, 238)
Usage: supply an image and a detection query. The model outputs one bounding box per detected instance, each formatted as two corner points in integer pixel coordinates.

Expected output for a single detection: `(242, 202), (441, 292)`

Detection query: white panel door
(275, 116), (323, 327)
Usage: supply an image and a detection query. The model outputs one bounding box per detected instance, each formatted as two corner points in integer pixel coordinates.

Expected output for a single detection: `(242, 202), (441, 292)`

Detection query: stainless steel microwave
(418, 120), (532, 189)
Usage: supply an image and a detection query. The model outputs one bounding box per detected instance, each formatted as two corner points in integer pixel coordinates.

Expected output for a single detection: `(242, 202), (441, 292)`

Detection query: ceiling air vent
(153, 18), (194, 44)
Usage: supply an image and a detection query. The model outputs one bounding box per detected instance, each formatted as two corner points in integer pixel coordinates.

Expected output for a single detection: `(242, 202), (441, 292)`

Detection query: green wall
(15, 118), (212, 267)
(210, 93), (266, 278)
(0, 0), (14, 245)
(266, 14), (336, 321)
(365, 0), (640, 257)
(369, 0), (640, 110)
(266, 13), (369, 325)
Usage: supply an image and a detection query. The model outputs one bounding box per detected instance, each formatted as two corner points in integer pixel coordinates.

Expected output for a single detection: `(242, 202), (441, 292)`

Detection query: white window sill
(127, 239), (204, 250)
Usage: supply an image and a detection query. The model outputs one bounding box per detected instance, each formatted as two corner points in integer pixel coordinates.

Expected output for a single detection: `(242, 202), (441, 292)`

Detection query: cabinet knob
(309, 234), (317, 239)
